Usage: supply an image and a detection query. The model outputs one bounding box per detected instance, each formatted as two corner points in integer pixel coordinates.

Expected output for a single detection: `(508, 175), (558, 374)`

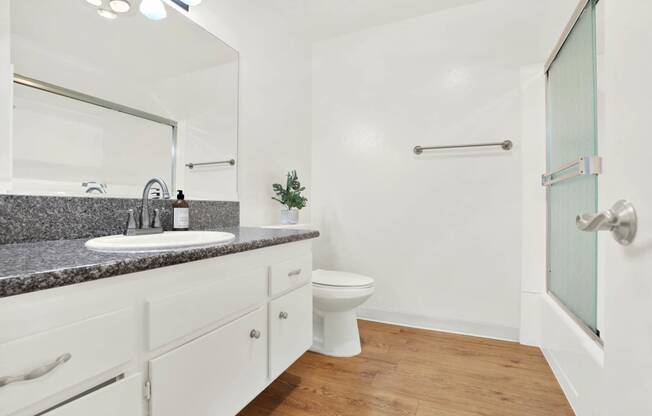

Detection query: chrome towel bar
(413, 140), (512, 155)
(186, 159), (236, 169)
(541, 156), (601, 187)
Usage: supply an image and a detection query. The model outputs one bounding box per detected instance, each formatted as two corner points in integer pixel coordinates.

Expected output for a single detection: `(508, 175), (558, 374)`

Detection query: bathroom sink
(85, 231), (236, 253)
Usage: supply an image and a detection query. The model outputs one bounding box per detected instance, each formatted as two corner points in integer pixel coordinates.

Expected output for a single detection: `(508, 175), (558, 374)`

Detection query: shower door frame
(13, 73), (179, 193)
(543, 0), (603, 345)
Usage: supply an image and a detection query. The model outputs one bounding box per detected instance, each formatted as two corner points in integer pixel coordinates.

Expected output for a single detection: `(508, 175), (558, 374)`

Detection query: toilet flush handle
(279, 312), (289, 320)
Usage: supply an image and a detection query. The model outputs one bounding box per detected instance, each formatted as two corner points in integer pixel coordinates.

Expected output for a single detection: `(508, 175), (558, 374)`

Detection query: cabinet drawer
(147, 267), (267, 350)
(269, 284), (313, 379)
(269, 255), (312, 296)
(149, 307), (267, 416)
(45, 374), (143, 416)
(0, 308), (135, 416)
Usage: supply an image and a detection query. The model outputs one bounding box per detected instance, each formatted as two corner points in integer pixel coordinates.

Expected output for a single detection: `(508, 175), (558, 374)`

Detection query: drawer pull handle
(288, 269), (302, 277)
(0, 353), (72, 388)
(279, 311), (289, 320)
(250, 329), (261, 339)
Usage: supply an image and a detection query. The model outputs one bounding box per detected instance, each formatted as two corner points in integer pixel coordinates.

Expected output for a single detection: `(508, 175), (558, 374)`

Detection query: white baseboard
(541, 347), (579, 414)
(357, 308), (520, 342)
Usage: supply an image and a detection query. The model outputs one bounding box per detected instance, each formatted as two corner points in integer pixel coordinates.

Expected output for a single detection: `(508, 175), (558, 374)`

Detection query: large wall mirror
(5, 0), (238, 200)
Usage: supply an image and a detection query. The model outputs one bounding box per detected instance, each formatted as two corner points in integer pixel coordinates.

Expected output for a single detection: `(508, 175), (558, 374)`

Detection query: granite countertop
(0, 227), (319, 298)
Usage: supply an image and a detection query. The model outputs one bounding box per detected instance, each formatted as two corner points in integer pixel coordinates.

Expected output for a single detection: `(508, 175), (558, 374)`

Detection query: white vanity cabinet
(0, 240), (313, 416)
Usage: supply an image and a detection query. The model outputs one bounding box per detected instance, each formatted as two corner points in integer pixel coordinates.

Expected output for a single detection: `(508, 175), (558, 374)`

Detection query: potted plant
(272, 170), (308, 225)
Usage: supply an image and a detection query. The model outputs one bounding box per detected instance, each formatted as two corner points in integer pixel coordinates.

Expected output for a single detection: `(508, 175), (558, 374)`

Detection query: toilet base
(310, 309), (362, 357)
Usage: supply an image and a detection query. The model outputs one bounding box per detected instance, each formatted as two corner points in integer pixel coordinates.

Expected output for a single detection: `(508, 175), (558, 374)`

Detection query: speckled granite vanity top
(0, 227), (319, 298)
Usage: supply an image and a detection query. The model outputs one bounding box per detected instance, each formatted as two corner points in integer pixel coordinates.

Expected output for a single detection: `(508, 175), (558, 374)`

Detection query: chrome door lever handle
(577, 200), (637, 245)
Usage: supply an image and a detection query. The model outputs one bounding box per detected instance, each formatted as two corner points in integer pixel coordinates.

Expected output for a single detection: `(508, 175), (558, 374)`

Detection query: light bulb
(97, 8), (118, 19)
(139, 0), (167, 20)
(109, 0), (131, 13)
(86, 0), (102, 6)
(183, 0), (202, 5)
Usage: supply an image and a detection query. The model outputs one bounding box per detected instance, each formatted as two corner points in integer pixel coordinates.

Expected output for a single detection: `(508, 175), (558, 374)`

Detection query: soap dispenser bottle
(172, 190), (189, 231)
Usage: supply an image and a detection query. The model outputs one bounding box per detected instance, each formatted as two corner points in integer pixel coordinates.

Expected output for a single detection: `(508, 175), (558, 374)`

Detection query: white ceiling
(11, 0), (237, 80)
(270, 0), (487, 41)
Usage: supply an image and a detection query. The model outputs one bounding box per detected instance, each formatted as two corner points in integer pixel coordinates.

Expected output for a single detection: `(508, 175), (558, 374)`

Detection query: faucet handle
(152, 208), (162, 228)
(124, 209), (138, 235)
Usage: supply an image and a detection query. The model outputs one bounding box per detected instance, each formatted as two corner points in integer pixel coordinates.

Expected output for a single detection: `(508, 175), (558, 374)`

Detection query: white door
(600, 1), (652, 414)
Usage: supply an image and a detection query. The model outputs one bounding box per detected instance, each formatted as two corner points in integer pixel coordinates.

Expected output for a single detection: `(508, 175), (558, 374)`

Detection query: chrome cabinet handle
(0, 353), (72, 388)
(288, 269), (302, 277)
(250, 329), (261, 339)
(577, 200), (637, 245)
(279, 311), (289, 320)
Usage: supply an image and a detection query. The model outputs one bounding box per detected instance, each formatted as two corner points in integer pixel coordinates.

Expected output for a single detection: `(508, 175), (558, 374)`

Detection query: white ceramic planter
(280, 209), (299, 225)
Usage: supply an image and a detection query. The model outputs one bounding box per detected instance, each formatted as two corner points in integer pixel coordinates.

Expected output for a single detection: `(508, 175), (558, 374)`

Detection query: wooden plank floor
(239, 320), (574, 416)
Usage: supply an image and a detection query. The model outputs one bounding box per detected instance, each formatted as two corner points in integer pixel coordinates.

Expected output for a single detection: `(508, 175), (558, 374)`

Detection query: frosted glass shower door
(546, 1), (598, 334)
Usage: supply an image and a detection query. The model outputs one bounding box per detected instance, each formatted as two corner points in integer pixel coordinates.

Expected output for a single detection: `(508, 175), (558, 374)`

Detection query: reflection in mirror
(13, 78), (176, 197)
(6, 0), (239, 200)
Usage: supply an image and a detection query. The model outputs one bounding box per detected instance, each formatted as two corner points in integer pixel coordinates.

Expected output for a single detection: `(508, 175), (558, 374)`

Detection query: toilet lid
(312, 269), (375, 288)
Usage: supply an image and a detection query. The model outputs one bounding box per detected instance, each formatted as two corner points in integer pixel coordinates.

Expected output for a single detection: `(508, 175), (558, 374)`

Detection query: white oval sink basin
(85, 231), (236, 253)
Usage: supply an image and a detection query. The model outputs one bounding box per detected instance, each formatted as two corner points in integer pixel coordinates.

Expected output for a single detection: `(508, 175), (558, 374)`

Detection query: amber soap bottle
(172, 190), (190, 231)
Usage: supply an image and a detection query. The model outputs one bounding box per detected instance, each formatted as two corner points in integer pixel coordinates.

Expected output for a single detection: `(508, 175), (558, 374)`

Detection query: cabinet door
(149, 308), (267, 416)
(269, 284), (313, 379)
(45, 374), (143, 416)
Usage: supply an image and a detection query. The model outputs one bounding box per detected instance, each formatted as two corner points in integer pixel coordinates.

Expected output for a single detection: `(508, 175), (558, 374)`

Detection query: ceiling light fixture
(139, 0), (167, 20)
(182, 0), (202, 5)
(109, 0), (131, 13)
(86, 0), (103, 6)
(97, 8), (118, 19)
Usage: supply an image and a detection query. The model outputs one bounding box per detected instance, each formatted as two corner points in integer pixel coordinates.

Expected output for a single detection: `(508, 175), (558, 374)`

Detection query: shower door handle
(577, 200), (637, 245)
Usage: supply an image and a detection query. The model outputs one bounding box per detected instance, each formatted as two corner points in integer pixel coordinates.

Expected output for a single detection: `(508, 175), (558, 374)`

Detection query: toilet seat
(312, 269), (374, 289)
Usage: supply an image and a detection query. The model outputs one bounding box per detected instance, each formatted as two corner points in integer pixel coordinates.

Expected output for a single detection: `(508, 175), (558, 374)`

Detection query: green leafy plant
(272, 170), (308, 210)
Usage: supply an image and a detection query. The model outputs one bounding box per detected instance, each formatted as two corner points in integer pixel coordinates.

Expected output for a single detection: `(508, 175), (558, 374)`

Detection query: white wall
(310, 0), (572, 341)
(517, 65), (547, 346)
(0, 0), (11, 192)
(183, 1), (312, 225)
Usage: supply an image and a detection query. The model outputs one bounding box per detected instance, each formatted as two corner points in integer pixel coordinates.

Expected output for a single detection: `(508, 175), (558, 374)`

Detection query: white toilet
(310, 269), (375, 357)
(261, 225), (375, 357)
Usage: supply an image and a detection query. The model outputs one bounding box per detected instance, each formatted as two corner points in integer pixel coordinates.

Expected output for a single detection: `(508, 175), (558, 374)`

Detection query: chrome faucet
(82, 181), (107, 194)
(141, 177), (171, 229)
(124, 177), (171, 236)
